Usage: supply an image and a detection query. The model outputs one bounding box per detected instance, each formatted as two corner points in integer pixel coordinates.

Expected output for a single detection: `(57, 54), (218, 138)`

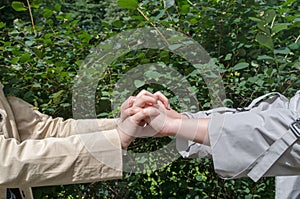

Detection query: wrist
(164, 118), (182, 136)
(117, 128), (134, 149)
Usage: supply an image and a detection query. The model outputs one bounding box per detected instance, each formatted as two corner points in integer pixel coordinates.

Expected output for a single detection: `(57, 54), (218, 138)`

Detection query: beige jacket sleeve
(0, 84), (122, 193)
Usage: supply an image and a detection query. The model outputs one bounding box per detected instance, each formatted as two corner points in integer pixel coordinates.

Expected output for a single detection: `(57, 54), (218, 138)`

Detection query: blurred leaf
(256, 33), (274, 50)
(232, 62), (249, 71)
(11, 1), (27, 11)
(54, 4), (62, 11)
(168, 44), (182, 51)
(249, 17), (262, 22)
(118, 0), (138, 9)
(25, 40), (34, 47)
(31, 2), (41, 9)
(134, 80), (144, 88)
(19, 53), (31, 63)
(43, 9), (53, 18)
(32, 83), (41, 88)
(272, 23), (290, 35)
(265, 9), (276, 24)
(257, 55), (274, 60)
(225, 53), (232, 61)
(0, 22), (6, 29)
(274, 47), (290, 55)
(257, 22), (270, 35)
(164, 0), (175, 9)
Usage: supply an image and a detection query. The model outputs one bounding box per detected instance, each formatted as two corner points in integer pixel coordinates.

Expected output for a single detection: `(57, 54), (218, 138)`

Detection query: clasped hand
(117, 90), (183, 149)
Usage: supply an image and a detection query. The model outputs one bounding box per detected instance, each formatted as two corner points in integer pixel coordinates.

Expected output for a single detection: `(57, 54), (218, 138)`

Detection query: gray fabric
(176, 111), (212, 158)
(275, 92), (300, 199)
(275, 176), (300, 199)
(176, 91), (300, 199)
(209, 91), (299, 179)
(247, 128), (298, 182)
(177, 91), (300, 180)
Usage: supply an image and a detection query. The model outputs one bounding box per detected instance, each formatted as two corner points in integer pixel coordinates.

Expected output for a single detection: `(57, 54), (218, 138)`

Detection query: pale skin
(117, 90), (211, 149)
(117, 90), (171, 149)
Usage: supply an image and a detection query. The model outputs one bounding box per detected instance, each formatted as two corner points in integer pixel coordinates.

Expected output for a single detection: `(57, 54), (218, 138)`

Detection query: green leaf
(75, 60), (83, 67)
(134, 80), (144, 88)
(11, 1), (27, 11)
(248, 17), (262, 22)
(265, 9), (276, 24)
(25, 40), (34, 47)
(257, 22), (270, 35)
(117, 0), (138, 9)
(195, 175), (202, 181)
(288, 43), (299, 50)
(272, 23), (290, 35)
(0, 22), (6, 29)
(32, 83), (41, 88)
(145, 70), (161, 79)
(164, 0), (175, 9)
(257, 55), (274, 60)
(274, 47), (290, 55)
(167, 36), (186, 43)
(31, 2), (41, 9)
(248, 76), (259, 83)
(11, 57), (19, 64)
(168, 44), (182, 51)
(225, 53), (232, 61)
(256, 33), (274, 50)
(179, 4), (189, 14)
(19, 53), (31, 63)
(232, 62), (249, 71)
(51, 90), (64, 103)
(54, 4), (62, 11)
(293, 62), (300, 70)
(43, 9), (53, 18)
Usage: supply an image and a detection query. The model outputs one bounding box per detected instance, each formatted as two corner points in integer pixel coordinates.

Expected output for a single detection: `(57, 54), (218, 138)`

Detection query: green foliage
(11, 1), (28, 11)
(118, 0), (139, 9)
(1, 0), (299, 198)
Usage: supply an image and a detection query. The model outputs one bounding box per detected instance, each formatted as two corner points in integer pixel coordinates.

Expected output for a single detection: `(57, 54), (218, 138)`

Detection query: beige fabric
(20, 187), (33, 199)
(0, 187), (6, 199)
(0, 85), (19, 141)
(0, 84), (123, 198)
(7, 96), (118, 141)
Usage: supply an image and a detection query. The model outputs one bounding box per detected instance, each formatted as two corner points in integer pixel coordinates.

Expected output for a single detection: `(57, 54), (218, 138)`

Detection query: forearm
(0, 130), (122, 187)
(175, 111), (212, 159)
(8, 96), (118, 140)
(167, 118), (211, 145)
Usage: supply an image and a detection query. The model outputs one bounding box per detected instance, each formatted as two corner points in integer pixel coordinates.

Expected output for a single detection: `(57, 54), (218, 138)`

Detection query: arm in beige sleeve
(1, 96), (123, 188)
(7, 96), (117, 140)
(0, 129), (122, 188)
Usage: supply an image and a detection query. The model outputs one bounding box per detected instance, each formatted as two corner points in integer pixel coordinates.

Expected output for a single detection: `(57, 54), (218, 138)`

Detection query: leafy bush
(1, 0), (299, 198)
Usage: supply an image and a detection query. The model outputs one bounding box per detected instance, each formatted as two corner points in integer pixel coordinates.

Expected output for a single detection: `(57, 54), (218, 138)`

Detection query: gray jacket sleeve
(176, 111), (212, 159)
(177, 91), (300, 181)
(275, 176), (300, 199)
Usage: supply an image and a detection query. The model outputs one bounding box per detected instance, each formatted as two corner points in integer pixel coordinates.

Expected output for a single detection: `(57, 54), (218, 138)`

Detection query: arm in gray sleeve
(176, 107), (241, 158)
(177, 91), (300, 181)
(209, 106), (299, 181)
(176, 111), (212, 158)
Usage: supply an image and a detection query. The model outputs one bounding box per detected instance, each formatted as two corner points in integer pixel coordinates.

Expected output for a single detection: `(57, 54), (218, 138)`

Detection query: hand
(117, 90), (167, 149)
(134, 90), (170, 110)
(130, 90), (186, 137)
(144, 101), (210, 145)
